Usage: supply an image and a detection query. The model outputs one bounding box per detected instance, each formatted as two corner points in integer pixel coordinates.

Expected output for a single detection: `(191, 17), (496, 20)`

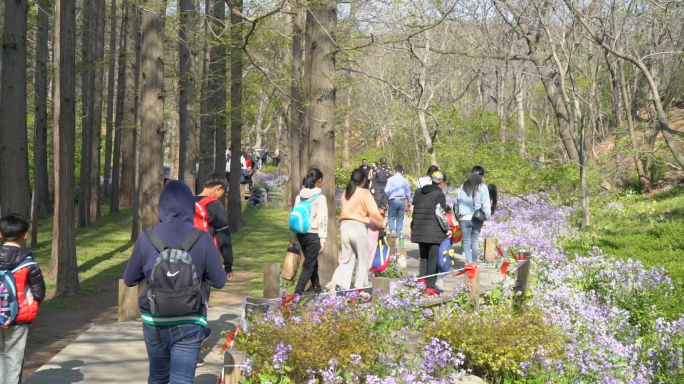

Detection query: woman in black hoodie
(410, 170), (452, 297)
(124, 181), (226, 384)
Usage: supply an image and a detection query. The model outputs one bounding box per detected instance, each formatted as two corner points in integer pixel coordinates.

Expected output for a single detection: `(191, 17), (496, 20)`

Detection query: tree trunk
(51, 0), (81, 296)
(211, 0), (227, 174)
(178, 0), (198, 191)
(197, 0), (214, 186)
(253, 88), (268, 149)
(32, 0), (52, 220)
(496, 67), (506, 141)
(228, 0), (245, 232)
(0, 0), (30, 219)
(139, 0), (166, 230)
(110, 1), (128, 213)
(305, 0), (337, 285)
(103, 0), (118, 198)
(288, 3), (304, 208)
(89, 0), (106, 222)
(514, 72), (525, 157)
(619, 61), (650, 192)
(131, 11), (142, 240)
(119, 0), (138, 208)
(78, 0), (92, 228)
(342, 86), (351, 169)
(300, 5), (313, 182)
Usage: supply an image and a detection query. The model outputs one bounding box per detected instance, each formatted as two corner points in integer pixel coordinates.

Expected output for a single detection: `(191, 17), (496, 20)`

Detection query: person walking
(456, 166), (492, 263)
(261, 148), (269, 169)
(359, 159), (371, 188)
(418, 165), (439, 189)
(327, 169), (384, 292)
(371, 158), (392, 210)
(124, 181), (227, 384)
(292, 169), (328, 295)
(384, 164), (412, 248)
(410, 170), (452, 297)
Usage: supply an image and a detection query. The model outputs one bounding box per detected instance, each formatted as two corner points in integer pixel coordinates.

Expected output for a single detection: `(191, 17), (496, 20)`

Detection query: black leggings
(418, 243), (440, 288)
(296, 233), (321, 294)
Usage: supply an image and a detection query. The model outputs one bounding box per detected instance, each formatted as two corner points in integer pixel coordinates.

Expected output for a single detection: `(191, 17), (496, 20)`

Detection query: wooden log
(464, 267), (481, 309)
(397, 249), (408, 276)
(516, 251), (532, 295)
(244, 297), (272, 318)
(263, 262), (281, 298)
(388, 234), (396, 256)
(118, 280), (146, 322)
(372, 277), (391, 302)
(484, 238), (496, 263)
(223, 350), (247, 384)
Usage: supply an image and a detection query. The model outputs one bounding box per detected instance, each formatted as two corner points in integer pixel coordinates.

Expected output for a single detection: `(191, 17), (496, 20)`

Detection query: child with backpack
(289, 168), (327, 296)
(124, 181), (226, 383)
(0, 214), (46, 384)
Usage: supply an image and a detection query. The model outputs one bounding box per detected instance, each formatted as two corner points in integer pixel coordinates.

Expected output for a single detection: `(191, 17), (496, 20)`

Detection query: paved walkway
(24, 305), (243, 384)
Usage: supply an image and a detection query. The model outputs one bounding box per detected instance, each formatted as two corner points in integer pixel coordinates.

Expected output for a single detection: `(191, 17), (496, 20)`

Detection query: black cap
(380, 157), (387, 163)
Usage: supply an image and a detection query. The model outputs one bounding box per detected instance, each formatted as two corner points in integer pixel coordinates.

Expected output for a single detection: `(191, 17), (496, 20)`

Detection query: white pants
(333, 221), (370, 289)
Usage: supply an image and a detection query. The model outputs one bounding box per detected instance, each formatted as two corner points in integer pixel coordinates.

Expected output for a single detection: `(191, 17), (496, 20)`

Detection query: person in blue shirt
(456, 166), (491, 263)
(384, 164), (412, 245)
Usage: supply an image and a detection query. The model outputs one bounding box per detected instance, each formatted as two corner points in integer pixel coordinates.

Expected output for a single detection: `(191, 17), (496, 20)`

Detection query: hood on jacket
(0, 246), (32, 270)
(419, 184), (442, 195)
(300, 187), (323, 199)
(158, 180), (195, 226)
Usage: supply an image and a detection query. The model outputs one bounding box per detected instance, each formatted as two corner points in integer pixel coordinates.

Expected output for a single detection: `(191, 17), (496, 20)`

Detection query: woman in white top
(417, 165), (439, 189)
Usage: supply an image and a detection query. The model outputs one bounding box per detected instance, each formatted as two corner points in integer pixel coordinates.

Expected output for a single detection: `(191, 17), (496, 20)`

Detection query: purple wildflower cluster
(253, 171), (289, 192)
(272, 343), (293, 370)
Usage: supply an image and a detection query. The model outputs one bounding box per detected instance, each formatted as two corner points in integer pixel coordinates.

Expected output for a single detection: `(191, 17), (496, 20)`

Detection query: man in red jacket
(0, 214), (46, 384)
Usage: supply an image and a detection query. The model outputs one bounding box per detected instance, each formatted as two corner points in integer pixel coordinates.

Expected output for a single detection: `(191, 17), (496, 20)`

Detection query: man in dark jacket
(410, 170), (452, 297)
(371, 157), (392, 210)
(0, 213), (46, 384)
(124, 181), (227, 383)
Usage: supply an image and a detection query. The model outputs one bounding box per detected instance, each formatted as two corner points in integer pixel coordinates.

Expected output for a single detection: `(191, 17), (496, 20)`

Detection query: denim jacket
(456, 183), (491, 220)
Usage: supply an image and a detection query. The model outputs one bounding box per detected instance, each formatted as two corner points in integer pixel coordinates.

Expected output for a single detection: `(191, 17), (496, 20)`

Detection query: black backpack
(144, 228), (204, 317)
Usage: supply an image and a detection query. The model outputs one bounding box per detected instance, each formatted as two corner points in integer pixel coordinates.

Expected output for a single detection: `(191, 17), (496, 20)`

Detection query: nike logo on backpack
(167, 271), (180, 277)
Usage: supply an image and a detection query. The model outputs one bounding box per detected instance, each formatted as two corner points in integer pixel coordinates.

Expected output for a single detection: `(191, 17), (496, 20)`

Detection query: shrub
(425, 307), (567, 382)
(234, 295), (373, 383)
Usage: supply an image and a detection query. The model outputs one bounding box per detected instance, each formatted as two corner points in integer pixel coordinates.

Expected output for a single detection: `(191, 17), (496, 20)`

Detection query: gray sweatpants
(0, 324), (28, 384)
(333, 221), (370, 290)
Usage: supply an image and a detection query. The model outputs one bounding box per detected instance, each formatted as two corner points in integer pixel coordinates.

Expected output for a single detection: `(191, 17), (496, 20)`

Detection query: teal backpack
(289, 194), (321, 234)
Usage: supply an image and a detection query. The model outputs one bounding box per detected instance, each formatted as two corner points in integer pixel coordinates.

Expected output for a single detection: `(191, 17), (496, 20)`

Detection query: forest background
(0, 0), (683, 300)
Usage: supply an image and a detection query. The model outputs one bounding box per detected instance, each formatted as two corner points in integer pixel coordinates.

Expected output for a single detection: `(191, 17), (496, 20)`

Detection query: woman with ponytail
(456, 166), (491, 263)
(327, 169), (384, 292)
(292, 168), (327, 295)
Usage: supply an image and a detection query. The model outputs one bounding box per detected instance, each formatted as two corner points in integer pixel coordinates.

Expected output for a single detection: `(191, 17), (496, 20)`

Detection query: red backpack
(194, 196), (219, 247)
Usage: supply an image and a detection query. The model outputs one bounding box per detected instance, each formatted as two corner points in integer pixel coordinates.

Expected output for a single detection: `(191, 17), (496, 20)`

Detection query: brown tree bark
(178, 0), (198, 191)
(211, 0), (227, 174)
(306, 0), (338, 285)
(197, 0), (214, 187)
(89, 0), (106, 221)
(131, 8), (142, 240)
(103, 0), (118, 198)
(31, 0), (53, 246)
(78, 0), (92, 228)
(51, 0), (81, 296)
(288, 4), (304, 208)
(139, 0), (167, 230)
(110, 1), (128, 213)
(342, 86), (351, 169)
(228, 0), (245, 232)
(619, 60), (650, 192)
(119, 0), (138, 208)
(0, 0), (31, 219)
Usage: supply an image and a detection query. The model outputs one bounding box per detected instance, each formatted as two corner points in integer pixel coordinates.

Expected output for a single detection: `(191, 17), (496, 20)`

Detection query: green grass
(563, 186), (684, 317)
(30, 200), (291, 306)
(31, 201), (135, 309)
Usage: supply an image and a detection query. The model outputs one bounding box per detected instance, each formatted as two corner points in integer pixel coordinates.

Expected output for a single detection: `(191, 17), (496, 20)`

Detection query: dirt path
(22, 269), (253, 380)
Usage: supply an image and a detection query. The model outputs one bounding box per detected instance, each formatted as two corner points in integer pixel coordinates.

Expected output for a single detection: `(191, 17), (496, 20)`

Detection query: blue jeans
(388, 199), (407, 238)
(143, 323), (204, 384)
(460, 220), (483, 263)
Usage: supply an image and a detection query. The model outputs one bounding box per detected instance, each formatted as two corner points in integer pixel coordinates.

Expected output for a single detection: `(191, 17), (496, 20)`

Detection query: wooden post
(464, 267), (481, 308)
(372, 277), (391, 302)
(244, 297), (271, 318)
(397, 249), (407, 276)
(388, 235), (396, 256)
(263, 263), (281, 298)
(118, 280), (146, 322)
(515, 251), (532, 295)
(484, 238), (496, 263)
(224, 350), (247, 384)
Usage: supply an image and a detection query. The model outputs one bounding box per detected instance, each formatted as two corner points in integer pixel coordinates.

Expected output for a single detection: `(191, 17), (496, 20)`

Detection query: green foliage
(563, 187), (684, 318)
(335, 167), (353, 189)
(425, 307), (567, 383)
(235, 304), (372, 383)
